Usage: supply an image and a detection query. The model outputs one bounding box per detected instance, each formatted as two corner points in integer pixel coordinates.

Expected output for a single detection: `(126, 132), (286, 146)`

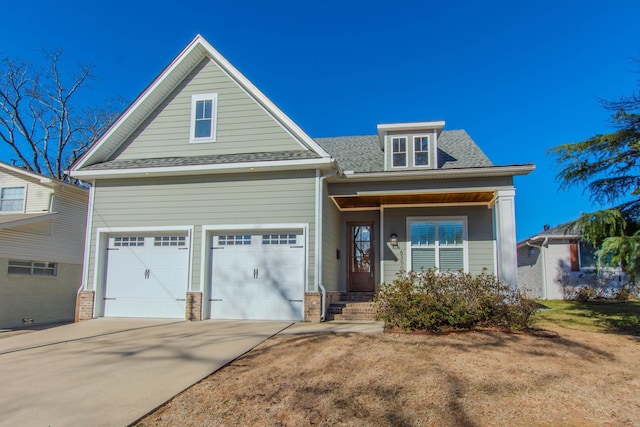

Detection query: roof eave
(338, 164), (535, 182)
(70, 158), (335, 180)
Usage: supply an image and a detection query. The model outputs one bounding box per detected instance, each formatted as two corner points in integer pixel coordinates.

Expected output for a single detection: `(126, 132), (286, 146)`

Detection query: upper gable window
(392, 137), (407, 167)
(190, 93), (218, 143)
(0, 187), (25, 212)
(414, 136), (430, 167)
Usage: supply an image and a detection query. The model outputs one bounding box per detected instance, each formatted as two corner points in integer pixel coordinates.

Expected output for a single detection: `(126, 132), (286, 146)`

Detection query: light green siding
(321, 183), (341, 292)
(329, 176), (513, 196)
(113, 59), (303, 160)
(86, 171), (317, 294)
(382, 205), (495, 284)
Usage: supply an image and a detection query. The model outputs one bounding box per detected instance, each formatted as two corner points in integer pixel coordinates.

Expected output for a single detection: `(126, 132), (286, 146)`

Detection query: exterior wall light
(390, 233), (399, 248)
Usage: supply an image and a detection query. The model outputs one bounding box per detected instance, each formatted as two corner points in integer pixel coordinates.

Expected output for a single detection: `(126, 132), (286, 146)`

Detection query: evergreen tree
(549, 86), (640, 288)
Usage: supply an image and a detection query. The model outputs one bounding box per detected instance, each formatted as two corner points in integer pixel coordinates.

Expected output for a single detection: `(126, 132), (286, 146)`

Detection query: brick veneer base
(186, 292), (203, 321)
(75, 290), (95, 322)
(304, 292), (321, 322)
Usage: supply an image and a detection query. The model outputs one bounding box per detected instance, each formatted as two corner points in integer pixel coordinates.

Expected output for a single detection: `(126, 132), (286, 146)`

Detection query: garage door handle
(104, 297), (116, 300)
(210, 298), (223, 301)
(290, 245), (303, 248)
(176, 298), (186, 301)
(288, 299), (303, 303)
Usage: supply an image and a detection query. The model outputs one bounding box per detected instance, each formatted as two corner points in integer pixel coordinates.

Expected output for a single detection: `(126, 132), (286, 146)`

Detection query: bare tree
(0, 49), (123, 181)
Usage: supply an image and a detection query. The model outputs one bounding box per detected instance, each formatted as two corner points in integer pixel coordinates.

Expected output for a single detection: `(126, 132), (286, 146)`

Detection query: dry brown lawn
(137, 324), (640, 427)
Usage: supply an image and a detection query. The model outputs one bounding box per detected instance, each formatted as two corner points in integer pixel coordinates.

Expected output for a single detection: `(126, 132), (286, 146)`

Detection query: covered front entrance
(348, 222), (375, 292)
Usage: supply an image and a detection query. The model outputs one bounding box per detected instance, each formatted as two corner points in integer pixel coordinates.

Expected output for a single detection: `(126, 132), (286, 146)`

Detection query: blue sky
(1, 0), (639, 240)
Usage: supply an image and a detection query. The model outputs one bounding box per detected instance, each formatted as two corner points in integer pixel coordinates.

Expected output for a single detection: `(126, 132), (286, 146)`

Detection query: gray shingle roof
(82, 150), (321, 170)
(314, 129), (493, 173)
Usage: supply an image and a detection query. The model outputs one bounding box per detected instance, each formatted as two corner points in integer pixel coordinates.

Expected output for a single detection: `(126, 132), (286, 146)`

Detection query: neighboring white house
(0, 162), (88, 328)
(517, 223), (625, 300)
(69, 35), (534, 323)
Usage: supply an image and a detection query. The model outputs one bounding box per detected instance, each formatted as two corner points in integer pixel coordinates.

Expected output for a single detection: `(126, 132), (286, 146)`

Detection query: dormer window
(190, 93), (218, 143)
(392, 137), (407, 167)
(414, 136), (430, 167)
(378, 121), (444, 171)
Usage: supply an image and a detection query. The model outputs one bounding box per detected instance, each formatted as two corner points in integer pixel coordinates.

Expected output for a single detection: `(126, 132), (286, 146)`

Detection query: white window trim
(406, 216), (469, 273)
(0, 186), (26, 213)
(190, 93), (218, 143)
(412, 134), (431, 168)
(391, 137), (408, 169)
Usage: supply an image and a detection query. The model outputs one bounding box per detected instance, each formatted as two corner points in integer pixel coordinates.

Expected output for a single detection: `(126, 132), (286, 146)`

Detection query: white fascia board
(196, 37), (330, 158)
(517, 234), (582, 247)
(74, 37), (205, 170)
(377, 121), (446, 132)
(341, 164), (536, 182)
(74, 35), (330, 171)
(70, 158), (334, 179)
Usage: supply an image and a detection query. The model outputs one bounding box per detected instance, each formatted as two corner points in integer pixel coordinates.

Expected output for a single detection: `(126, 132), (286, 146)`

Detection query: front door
(348, 223), (375, 292)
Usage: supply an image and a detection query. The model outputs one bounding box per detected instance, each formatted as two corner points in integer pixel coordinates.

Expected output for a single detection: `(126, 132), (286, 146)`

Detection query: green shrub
(373, 270), (538, 332)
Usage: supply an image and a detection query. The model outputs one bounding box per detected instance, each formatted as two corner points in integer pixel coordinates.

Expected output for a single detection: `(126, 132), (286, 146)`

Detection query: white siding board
(86, 171), (317, 293)
(113, 59), (304, 160)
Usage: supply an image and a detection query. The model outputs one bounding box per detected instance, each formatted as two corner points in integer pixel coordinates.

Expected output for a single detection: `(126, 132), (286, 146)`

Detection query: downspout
(78, 182), (96, 295)
(315, 167), (338, 321)
(526, 237), (548, 299)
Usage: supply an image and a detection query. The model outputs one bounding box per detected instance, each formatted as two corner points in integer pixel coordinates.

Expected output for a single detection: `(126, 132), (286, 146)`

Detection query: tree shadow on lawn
(557, 300), (640, 336)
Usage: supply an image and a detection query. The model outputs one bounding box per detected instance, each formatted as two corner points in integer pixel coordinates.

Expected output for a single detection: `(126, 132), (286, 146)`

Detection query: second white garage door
(209, 231), (305, 321)
(103, 235), (190, 318)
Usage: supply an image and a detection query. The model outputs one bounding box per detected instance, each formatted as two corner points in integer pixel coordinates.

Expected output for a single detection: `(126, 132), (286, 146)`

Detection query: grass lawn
(137, 302), (640, 427)
(536, 299), (640, 335)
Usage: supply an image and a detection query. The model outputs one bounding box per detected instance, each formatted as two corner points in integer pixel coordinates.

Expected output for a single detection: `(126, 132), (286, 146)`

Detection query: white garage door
(104, 235), (189, 318)
(209, 231), (305, 321)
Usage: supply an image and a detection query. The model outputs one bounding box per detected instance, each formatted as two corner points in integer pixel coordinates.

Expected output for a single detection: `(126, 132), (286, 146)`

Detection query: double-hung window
(414, 136), (429, 167)
(190, 93), (218, 143)
(392, 137), (407, 167)
(0, 187), (25, 212)
(408, 218), (467, 272)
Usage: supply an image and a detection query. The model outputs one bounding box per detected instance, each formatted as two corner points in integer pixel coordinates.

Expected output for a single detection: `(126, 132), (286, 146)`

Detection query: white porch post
(494, 189), (518, 288)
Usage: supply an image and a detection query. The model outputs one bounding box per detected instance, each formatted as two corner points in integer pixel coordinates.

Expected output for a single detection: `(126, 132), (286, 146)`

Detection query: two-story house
(70, 35), (534, 322)
(0, 162), (88, 328)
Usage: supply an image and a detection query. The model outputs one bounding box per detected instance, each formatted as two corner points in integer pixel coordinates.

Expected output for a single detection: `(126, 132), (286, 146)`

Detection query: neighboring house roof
(0, 162), (87, 193)
(517, 221), (582, 247)
(0, 212), (59, 230)
(315, 129), (493, 173)
(80, 151), (321, 171)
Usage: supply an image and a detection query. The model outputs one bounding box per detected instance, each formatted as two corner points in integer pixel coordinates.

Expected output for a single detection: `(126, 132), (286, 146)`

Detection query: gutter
(526, 238), (549, 299)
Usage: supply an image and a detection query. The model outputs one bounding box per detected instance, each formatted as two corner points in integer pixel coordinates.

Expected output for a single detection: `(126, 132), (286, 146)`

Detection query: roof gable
(73, 35), (329, 171)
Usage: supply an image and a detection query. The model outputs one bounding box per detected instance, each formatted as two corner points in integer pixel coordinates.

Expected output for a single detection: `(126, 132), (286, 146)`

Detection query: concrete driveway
(0, 318), (291, 427)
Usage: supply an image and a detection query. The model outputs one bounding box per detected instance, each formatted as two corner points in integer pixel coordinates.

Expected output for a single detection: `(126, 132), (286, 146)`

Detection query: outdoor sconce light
(529, 248), (536, 256)
(390, 233), (399, 248)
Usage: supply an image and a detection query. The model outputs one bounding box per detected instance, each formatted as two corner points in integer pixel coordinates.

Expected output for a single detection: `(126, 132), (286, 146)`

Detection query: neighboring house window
(0, 187), (25, 212)
(8, 260), (57, 276)
(579, 241), (597, 269)
(392, 137), (407, 167)
(408, 218), (467, 272)
(414, 136), (429, 167)
(190, 93), (218, 143)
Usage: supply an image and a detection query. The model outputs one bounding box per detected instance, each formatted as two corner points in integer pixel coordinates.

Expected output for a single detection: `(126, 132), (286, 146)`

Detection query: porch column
(494, 189), (518, 288)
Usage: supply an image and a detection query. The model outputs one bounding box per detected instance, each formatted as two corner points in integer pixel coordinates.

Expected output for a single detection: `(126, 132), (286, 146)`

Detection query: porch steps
(327, 293), (376, 321)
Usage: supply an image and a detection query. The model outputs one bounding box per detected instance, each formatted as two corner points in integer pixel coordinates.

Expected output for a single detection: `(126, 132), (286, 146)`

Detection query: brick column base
(304, 292), (321, 322)
(75, 290), (95, 322)
(186, 292), (203, 321)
